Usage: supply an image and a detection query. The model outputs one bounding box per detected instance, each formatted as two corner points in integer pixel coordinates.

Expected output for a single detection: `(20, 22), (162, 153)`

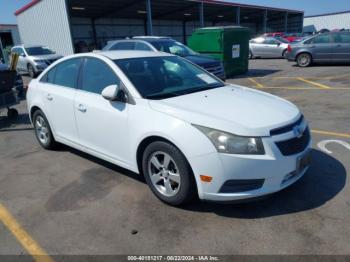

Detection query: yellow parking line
(0, 203), (54, 262)
(311, 130), (350, 139)
(297, 77), (331, 89)
(248, 78), (264, 88)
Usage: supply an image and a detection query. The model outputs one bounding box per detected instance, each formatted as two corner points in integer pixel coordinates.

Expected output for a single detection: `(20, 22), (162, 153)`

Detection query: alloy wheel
(148, 151), (181, 197)
(35, 115), (49, 145)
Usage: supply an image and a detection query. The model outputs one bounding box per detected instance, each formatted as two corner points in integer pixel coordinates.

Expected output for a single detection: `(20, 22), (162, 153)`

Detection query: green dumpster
(188, 26), (250, 78)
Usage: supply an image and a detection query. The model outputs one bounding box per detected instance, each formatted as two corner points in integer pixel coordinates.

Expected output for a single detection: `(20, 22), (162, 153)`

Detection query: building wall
(304, 12), (350, 32)
(16, 0), (74, 55)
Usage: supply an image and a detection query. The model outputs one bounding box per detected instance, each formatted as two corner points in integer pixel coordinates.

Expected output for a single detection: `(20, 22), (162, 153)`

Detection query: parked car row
(249, 31), (350, 67)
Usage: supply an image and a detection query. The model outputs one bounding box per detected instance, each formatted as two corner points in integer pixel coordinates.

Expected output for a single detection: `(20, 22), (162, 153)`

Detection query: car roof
(13, 45), (45, 49)
(97, 50), (174, 60)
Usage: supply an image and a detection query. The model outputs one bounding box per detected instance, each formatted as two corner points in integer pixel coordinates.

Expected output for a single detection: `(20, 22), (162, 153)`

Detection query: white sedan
(27, 51), (311, 205)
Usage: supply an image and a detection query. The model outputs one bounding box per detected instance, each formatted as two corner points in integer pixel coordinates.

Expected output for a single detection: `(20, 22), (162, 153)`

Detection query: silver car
(286, 32), (350, 67)
(11, 45), (63, 78)
(249, 37), (289, 58)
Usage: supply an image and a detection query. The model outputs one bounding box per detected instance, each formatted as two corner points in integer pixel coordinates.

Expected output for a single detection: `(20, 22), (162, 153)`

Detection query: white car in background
(26, 51), (311, 205)
(249, 37), (290, 58)
(11, 45), (63, 78)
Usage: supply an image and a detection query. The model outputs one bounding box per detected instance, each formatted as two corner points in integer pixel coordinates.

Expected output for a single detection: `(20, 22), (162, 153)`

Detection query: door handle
(77, 104), (87, 113)
(46, 94), (53, 101)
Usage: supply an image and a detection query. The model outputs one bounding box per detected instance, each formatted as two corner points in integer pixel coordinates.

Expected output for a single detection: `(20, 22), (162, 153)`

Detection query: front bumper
(189, 125), (312, 202)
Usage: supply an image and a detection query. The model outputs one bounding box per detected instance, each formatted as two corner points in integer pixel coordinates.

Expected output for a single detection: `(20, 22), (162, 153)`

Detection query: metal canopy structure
(15, 0), (303, 55)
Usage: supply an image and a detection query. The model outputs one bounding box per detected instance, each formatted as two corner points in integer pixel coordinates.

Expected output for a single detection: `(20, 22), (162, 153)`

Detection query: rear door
(40, 58), (82, 143)
(304, 34), (334, 61)
(333, 33), (350, 61)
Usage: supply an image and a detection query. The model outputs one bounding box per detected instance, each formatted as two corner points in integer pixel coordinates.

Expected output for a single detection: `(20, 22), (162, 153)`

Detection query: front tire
(28, 64), (36, 78)
(296, 53), (312, 67)
(32, 110), (57, 149)
(142, 141), (196, 206)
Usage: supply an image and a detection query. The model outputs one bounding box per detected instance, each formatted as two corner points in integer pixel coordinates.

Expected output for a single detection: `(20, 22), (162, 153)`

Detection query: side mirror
(277, 42), (281, 46)
(102, 84), (127, 103)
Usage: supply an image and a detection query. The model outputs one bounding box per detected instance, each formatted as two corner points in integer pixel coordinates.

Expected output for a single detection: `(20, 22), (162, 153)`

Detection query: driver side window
(81, 58), (120, 95)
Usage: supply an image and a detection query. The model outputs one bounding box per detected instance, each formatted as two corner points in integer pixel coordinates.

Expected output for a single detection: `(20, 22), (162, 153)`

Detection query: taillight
(287, 45), (292, 52)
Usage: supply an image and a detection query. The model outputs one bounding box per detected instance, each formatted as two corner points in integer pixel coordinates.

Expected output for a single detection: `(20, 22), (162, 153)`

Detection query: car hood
(149, 85), (300, 137)
(183, 54), (220, 66)
(31, 54), (63, 60)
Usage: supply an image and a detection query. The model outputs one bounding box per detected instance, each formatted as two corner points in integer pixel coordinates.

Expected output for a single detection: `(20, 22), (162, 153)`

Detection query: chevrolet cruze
(27, 51), (311, 206)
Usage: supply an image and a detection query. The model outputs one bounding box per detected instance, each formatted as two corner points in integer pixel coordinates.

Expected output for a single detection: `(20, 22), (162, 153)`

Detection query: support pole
(182, 21), (187, 44)
(91, 18), (98, 49)
(284, 12), (288, 33)
(146, 0), (153, 36)
(199, 2), (204, 28)
(263, 9), (267, 33)
(236, 6), (240, 25)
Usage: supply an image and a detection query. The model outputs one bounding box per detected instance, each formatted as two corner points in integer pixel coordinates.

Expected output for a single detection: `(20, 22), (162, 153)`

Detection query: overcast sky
(1, 0), (349, 24)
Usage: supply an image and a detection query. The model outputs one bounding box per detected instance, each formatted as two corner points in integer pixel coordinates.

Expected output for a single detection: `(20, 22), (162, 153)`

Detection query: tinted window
(135, 42), (152, 51)
(264, 39), (279, 45)
(53, 58), (81, 88)
(110, 42), (135, 50)
(309, 34), (331, 44)
(334, 33), (350, 43)
(151, 41), (197, 56)
(81, 58), (120, 94)
(40, 67), (57, 84)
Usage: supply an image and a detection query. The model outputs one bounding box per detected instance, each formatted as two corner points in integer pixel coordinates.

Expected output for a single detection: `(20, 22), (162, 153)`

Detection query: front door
(305, 34), (334, 61)
(74, 57), (130, 165)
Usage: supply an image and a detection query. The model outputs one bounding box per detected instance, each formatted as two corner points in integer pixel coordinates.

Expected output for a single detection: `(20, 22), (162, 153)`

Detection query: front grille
(275, 127), (310, 156)
(270, 115), (304, 136)
(203, 64), (224, 76)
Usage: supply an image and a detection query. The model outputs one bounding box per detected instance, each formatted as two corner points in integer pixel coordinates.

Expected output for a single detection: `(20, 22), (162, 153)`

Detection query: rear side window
(264, 39), (278, 45)
(334, 33), (350, 43)
(307, 34), (331, 44)
(53, 58), (81, 88)
(81, 58), (120, 94)
(135, 42), (152, 51)
(111, 42), (135, 50)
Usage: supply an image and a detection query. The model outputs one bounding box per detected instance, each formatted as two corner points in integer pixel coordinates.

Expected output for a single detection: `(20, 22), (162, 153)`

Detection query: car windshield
(25, 46), (55, 56)
(151, 40), (197, 57)
(115, 56), (224, 100)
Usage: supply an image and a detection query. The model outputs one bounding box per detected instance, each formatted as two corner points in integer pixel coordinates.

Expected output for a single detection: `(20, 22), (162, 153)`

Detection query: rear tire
(32, 110), (57, 150)
(296, 53), (312, 67)
(142, 141), (197, 206)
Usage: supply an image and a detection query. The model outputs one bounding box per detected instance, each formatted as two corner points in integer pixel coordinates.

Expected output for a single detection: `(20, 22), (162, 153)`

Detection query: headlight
(193, 125), (265, 155)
